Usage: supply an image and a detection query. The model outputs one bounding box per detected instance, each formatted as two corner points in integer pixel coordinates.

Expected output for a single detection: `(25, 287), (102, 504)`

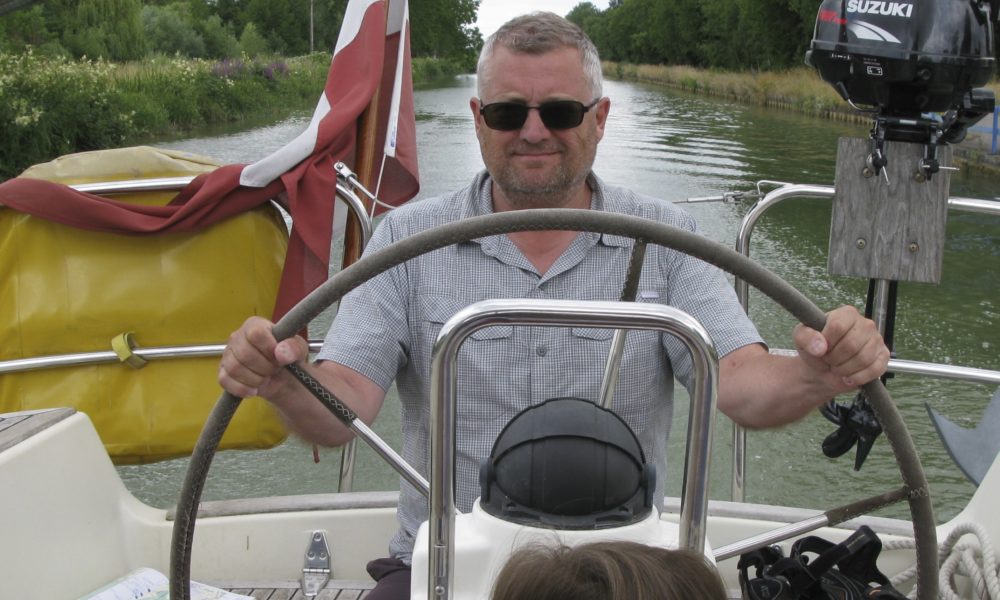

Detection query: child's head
(490, 540), (728, 600)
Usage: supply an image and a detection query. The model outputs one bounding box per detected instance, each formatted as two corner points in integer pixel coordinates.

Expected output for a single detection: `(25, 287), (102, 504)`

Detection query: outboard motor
(803, 0), (997, 471)
(805, 0), (997, 177)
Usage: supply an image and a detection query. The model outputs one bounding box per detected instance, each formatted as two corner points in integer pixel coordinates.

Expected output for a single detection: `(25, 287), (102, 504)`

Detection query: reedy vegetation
(607, 62), (1000, 123)
(0, 52), (459, 180)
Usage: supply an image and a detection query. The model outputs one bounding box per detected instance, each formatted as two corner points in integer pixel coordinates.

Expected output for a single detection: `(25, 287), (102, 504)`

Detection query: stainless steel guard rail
(81, 173), (375, 493)
(730, 184), (1000, 502)
(2, 174), (374, 492)
(0, 177), (370, 375)
(426, 298), (720, 600)
(70, 175), (374, 246)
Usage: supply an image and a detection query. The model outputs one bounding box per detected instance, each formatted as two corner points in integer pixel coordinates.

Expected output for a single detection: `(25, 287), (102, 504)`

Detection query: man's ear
(470, 96), (483, 133)
(594, 97), (611, 138)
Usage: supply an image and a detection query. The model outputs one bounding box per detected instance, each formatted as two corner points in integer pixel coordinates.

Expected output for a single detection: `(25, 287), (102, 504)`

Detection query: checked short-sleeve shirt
(318, 170), (763, 562)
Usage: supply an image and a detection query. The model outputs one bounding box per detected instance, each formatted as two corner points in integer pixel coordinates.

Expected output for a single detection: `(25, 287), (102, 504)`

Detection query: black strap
(738, 526), (908, 600)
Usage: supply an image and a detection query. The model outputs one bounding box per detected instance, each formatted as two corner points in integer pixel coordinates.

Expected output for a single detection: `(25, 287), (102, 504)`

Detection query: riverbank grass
(606, 62), (1000, 122)
(606, 62), (1000, 174)
(1, 52), (332, 179)
(0, 52), (464, 180)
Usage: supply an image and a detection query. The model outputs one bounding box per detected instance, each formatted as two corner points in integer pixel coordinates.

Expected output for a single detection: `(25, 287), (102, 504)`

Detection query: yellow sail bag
(0, 147), (289, 463)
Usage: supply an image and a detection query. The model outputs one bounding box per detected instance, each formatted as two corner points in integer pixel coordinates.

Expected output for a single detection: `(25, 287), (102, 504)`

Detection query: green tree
(0, 0), (39, 17)
(566, 2), (602, 26)
(200, 14), (241, 59)
(181, 0), (213, 23)
(410, 0), (480, 66)
(63, 0), (145, 60)
(662, 0), (705, 65)
(37, 0), (78, 44)
(239, 21), (270, 57)
(568, 2), (611, 61)
(699, 0), (741, 69)
(0, 5), (51, 51)
(790, 0), (824, 65)
(310, 0), (348, 54)
(0, 0), (77, 56)
(734, 0), (810, 69)
(245, 0), (310, 55)
(230, 0), (346, 56)
(214, 0), (248, 33)
(141, 3), (206, 57)
(566, 2), (603, 41)
(601, 0), (652, 62)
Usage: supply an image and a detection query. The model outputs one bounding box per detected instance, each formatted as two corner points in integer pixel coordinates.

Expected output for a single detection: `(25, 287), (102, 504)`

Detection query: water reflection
(157, 115), (313, 165)
(136, 74), (999, 523)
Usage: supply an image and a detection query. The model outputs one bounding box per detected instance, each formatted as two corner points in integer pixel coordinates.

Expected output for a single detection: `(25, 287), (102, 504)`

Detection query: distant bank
(605, 62), (1000, 176)
(0, 53), (465, 181)
(3, 53), (995, 180)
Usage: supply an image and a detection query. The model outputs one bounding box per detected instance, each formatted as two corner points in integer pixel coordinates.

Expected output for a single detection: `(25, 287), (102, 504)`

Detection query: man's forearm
(717, 347), (842, 429)
(264, 361), (384, 447)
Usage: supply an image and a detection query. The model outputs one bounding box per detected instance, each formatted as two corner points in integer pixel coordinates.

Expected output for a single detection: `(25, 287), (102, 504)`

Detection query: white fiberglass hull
(4, 408), (996, 599)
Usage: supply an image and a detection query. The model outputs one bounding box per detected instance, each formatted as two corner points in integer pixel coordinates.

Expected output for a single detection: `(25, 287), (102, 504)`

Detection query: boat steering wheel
(170, 208), (938, 599)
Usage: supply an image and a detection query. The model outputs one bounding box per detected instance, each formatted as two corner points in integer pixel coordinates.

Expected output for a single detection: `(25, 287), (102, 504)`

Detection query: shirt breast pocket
(568, 309), (665, 402)
(414, 296), (514, 370)
(570, 326), (613, 343)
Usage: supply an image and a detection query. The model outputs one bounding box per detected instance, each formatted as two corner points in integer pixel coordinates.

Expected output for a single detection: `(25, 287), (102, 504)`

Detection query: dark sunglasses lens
(482, 103), (528, 131)
(539, 101), (585, 129)
(481, 100), (590, 131)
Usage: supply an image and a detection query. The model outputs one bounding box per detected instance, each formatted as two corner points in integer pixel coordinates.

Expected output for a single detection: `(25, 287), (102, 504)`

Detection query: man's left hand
(792, 305), (890, 395)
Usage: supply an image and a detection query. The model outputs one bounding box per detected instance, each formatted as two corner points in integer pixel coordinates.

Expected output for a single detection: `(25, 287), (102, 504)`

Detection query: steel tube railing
(427, 299), (719, 600)
(713, 514), (830, 562)
(70, 176), (373, 249)
(730, 183), (1000, 502)
(54, 173), (374, 493)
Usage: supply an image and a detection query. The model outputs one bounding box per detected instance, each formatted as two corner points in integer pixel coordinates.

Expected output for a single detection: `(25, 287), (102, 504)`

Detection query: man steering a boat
(218, 12), (889, 599)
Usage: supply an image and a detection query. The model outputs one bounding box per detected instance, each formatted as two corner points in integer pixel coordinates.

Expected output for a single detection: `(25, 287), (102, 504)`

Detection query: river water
(119, 75), (1000, 523)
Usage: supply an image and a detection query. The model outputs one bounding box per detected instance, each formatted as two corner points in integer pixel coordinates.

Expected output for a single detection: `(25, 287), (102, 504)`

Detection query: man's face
(472, 46), (609, 209)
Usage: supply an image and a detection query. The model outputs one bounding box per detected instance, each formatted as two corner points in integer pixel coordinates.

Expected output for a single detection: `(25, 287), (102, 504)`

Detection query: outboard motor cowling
(806, 0), (997, 177)
(806, 0), (995, 116)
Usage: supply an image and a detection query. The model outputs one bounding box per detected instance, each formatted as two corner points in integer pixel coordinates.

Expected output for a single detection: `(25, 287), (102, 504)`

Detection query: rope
(887, 523), (1000, 599)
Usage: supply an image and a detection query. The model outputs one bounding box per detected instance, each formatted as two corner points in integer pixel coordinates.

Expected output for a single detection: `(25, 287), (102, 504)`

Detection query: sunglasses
(478, 98), (601, 131)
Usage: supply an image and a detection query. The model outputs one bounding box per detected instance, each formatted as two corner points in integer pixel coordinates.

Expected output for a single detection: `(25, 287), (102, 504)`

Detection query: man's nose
(518, 107), (551, 141)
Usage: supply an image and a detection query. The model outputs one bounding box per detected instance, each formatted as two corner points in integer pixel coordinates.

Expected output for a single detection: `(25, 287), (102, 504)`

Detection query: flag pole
(343, 113), (378, 264)
(332, 98), (377, 490)
(342, 2), (389, 268)
(333, 0), (390, 489)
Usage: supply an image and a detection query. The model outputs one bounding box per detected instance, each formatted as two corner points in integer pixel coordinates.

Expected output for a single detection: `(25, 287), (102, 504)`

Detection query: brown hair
(490, 540), (728, 600)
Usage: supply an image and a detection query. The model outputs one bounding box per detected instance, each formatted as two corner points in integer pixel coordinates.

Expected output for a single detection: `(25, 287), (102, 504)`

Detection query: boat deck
(217, 580), (374, 599)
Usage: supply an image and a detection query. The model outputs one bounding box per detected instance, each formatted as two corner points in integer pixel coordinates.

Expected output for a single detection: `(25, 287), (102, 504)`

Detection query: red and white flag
(0, 0), (419, 319)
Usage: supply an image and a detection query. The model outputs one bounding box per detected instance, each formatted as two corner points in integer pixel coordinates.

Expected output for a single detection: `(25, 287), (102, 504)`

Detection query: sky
(474, 0), (610, 39)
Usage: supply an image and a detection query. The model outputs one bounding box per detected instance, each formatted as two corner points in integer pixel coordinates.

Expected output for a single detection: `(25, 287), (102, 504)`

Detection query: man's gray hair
(477, 11), (603, 99)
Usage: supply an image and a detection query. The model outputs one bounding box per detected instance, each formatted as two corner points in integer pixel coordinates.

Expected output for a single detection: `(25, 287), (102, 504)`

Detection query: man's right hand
(218, 316), (309, 398)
